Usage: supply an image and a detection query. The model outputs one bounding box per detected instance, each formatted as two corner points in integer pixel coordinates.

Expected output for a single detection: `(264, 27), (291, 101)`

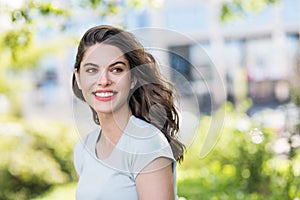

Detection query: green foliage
(0, 28), (32, 65)
(221, 0), (278, 22)
(87, 0), (104, 9)
(31, 182), (76, 200)
(0, 0), (70, 64)
(0, 119), (77, 200)
(177, 102), (300, 199)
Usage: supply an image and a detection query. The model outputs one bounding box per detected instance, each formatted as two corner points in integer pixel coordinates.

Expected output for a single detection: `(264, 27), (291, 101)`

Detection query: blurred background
(0, 0), (299, 199)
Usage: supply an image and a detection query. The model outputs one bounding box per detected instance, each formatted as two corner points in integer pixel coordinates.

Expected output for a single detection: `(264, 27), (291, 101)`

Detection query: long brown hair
(72, 25), (184, 162)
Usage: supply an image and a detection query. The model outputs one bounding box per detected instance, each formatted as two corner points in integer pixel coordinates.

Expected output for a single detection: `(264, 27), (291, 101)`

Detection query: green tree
(220, 0), (278, 21)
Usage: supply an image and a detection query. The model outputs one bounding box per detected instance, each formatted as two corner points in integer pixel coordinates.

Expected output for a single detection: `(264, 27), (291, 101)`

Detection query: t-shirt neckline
(93, 115), (135, 161)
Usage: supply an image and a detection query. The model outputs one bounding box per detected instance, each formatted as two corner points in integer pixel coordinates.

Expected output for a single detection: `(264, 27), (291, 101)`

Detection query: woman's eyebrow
(82, 62), (99, 67)
(82, 61), (126, 68)
(109, 61), (126, 67)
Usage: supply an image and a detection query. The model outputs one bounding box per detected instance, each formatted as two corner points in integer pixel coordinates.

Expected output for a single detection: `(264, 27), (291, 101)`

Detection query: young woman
(72, 25), (185, 200)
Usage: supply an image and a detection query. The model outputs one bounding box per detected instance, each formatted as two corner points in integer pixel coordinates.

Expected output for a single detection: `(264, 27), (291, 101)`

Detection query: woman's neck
(97, 108), (132, 145)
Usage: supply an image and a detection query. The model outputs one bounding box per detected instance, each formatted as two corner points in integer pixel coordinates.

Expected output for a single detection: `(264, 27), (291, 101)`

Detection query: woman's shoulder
(74, 128), (100, 152)
(118, 116), (175, 177)
(126, 116), (163, 136)
(120, 116), (171, 153)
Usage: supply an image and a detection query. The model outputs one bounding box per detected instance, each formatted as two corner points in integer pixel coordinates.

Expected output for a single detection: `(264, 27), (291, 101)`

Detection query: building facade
(18, 0), (300, 120)
(125, 0), (300, 111)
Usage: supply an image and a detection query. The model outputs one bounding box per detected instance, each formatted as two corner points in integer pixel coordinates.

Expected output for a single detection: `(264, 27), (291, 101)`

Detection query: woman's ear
(74, 68), (82, 90)
(130, 76), (137, 89)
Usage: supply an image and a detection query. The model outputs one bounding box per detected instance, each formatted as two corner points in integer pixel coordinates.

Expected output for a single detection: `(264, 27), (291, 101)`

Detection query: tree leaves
(220, 0), (278, 22)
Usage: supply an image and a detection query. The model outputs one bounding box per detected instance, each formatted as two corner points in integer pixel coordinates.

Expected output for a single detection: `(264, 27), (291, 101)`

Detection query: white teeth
(95, 92), (114, 97)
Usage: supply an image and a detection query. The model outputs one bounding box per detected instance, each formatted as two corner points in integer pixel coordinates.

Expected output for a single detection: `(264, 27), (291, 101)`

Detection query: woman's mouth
(95, 92), (115, 97)
(93, 90), (117, 101)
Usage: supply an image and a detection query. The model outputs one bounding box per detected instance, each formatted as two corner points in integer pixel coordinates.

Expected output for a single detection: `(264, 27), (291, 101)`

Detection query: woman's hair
(72, 25), (184, 162)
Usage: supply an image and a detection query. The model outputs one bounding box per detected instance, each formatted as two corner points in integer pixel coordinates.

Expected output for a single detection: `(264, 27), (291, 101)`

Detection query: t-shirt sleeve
(131, 132), (176, 180)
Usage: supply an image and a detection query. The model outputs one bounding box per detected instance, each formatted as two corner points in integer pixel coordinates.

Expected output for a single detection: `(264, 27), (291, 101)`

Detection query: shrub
(177, 102), (300, 199)
(0, 119), (77, 200)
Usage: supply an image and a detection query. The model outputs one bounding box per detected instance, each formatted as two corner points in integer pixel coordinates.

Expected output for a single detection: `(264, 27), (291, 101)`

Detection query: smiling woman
(71, 25), (185, 200)
(75, 44), (134, 115)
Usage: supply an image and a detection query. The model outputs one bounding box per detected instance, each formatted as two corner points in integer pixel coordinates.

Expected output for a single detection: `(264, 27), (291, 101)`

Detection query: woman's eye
(86, 68), (97, 73)
(112, 67), (123, 73)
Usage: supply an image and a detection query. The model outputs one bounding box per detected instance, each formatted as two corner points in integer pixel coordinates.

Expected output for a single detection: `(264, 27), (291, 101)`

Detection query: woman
(72, 25), (185, 200)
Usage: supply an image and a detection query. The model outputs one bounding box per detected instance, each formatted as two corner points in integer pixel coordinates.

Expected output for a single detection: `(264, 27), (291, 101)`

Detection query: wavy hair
(72, 25), (184, 162)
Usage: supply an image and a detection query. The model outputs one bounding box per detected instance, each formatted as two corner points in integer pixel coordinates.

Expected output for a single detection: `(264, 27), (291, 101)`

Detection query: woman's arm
(136, 157), (175, 200)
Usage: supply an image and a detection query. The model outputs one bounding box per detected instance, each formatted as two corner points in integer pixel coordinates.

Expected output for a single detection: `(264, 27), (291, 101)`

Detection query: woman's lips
(92, 90), (117, 101)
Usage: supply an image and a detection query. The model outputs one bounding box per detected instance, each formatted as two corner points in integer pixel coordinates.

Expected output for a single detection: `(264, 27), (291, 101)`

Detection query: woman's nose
(97, 71), (111, 86)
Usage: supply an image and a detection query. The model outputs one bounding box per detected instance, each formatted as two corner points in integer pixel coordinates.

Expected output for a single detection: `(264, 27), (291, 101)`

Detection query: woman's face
(75, 44), (135, 115)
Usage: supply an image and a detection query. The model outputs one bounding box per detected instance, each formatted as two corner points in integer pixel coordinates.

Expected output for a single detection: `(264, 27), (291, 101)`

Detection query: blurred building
(20, 0), (300, 120)
(125, 0), (300, 110)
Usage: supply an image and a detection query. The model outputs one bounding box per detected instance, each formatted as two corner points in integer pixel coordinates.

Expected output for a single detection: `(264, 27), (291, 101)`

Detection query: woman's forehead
(82, 44), (128, 66)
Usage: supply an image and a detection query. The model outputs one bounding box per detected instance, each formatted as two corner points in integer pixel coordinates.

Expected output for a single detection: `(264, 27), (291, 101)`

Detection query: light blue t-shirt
(74, 116), (178, 200)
